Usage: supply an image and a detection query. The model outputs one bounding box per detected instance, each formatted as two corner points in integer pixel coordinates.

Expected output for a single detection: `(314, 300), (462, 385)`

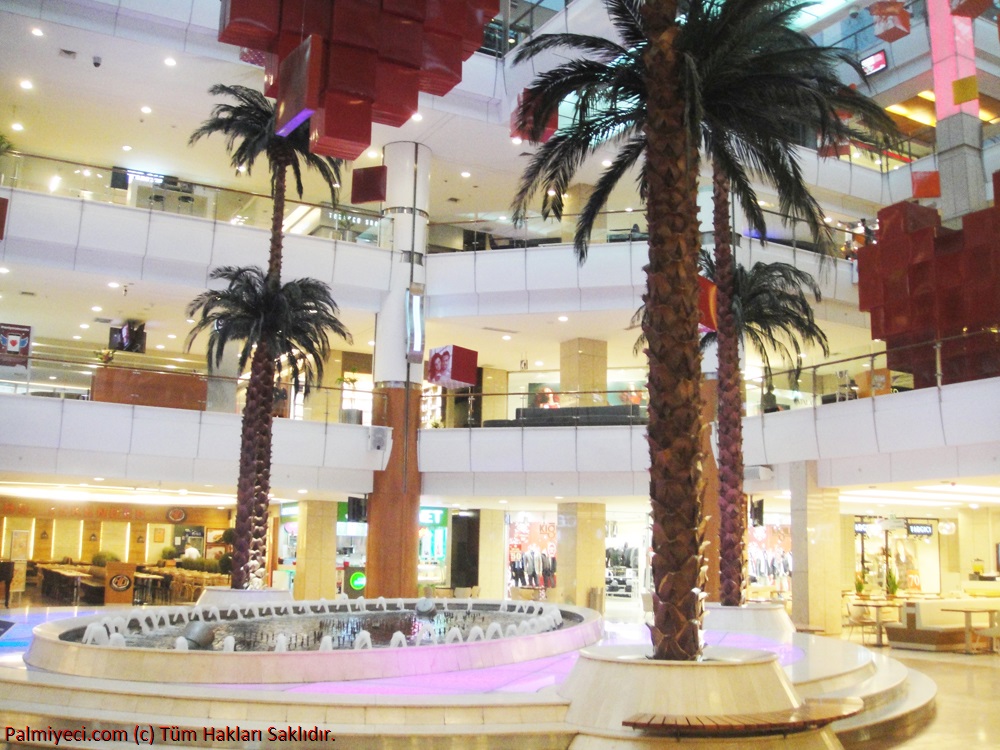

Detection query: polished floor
(1, 590), (998, 748)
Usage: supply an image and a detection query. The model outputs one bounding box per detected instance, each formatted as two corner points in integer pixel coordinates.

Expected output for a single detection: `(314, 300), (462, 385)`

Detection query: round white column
(373, 141), (430, 385)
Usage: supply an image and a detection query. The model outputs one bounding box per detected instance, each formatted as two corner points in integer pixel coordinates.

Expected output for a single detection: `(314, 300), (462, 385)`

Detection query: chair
(148, 193), (165, 210)
(847, 602), (879, 645)
(178, 194), (194, 214)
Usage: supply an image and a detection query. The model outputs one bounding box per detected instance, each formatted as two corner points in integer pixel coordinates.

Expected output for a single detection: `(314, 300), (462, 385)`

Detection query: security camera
(849, 5), (860, 18)
(92, 56), (102, 68)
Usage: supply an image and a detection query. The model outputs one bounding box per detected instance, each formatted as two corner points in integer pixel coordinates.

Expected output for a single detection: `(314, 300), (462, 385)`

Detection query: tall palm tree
(189, 86), (343, 589)
(512, 0), (896, 658)
(187, 267), (351, 588)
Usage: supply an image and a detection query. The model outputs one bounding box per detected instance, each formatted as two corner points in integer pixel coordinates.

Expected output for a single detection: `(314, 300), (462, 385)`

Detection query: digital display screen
(861, 50), (887, 76)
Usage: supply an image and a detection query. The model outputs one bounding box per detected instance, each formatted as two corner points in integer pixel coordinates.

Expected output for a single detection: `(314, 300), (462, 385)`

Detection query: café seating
(846, 602), (879, 645)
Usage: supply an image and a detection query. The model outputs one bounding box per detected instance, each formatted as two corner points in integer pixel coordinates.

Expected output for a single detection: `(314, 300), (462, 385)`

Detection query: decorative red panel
(280, 0), (331, 36)
(869, 2), (911, 42)
(420, 31), (463, 96)
(909, 226), (936, 264)
(877, 201), (940, 238)
(511, 89), (558, 143)
(463, 3), (494, 57)
(426, 345), (478, 388)
(379, 14), (425, 70)
(907, 262), (934, 297)
(817, 142), (850, 158)
(425, 0), (465, 33)
(0, 196), (7, 240)
(697, 275), (718, 333)
(219, 0), (280, 50)
(310, 97), (372, 160)
(351, 165), (388, 204)
(383, 0), (427, 22)
(950, 0), (991, 17)
(263, 51), (279, 97)
(912, 170), (942, 198)
(275, 35), (326, 137)
(373, 61), (419, 127)
(331, 0), (381, 50)
(328, 44), (378, 100)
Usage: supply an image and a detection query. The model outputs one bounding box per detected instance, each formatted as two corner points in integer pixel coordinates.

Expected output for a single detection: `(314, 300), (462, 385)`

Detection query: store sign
(860, 49), (888, 75)
(855, 522), (881, 536)
(349, 571), (366, 591)
(907, 522), (934, 537)
(419, 508), (447, 527)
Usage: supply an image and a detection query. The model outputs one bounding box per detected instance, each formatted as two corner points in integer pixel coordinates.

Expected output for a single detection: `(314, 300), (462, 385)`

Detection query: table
(942, 607), (1000, 654)
(864, 601), (900, 647)
(133, 572), (165, 605)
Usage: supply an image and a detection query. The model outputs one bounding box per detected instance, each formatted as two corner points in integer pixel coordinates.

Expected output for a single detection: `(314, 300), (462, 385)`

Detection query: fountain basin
(24, 598), (602, 684)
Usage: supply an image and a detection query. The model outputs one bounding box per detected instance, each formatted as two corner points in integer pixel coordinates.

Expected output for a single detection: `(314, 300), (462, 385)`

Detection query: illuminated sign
(860, 50), (888, 76)
(349, 571), (366, 591)
(907, 522), (933, 537)
(419, 508), (446, 526)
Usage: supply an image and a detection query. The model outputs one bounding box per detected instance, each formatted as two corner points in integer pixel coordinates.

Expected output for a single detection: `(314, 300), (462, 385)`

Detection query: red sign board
(425, 345), (478, 388)
(0, 324), (31, 367)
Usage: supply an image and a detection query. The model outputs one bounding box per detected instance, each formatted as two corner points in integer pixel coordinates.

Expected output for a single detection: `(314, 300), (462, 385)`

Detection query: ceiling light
(141, 106), (152, 114)
(48, 375), (56, 380)
(601, 159), (612, 167)
(461, 171), (471, 178)
(186, 318), (195, 324)
(970, 503), (981, 510)
(499, 499), (507, 504)
(916, 90), (935, 102)
(367, 149), (378, 158)
(155, 344), (165, 350)
(297, 489), (308, 494)
(511, 136), (522, 145)
(0, 267), (8, 274)
(167, 334), (177, 339)
(558, 316), (568, 322)
(367, 340), (375, 346)
(11, 123), (23, 131)
(94, 477), (104, 482)
(122, 145), (132, 151)
(164, 57), (177, 66)
(108, 282), (120, 288)
(72, 335), (82, 340)
(502, 335), (511, 341)
(410, 112), (422, 121)
(546, 189), (556, 196)
(20, 80), (32, 90)
(79, 323), (89, 329)
(625, 207), (633, 212)
(166, 365), (177, 370)
(31, 28), (43, 36)
(91, 306), (102, 312)
(534, 360), (543, 366)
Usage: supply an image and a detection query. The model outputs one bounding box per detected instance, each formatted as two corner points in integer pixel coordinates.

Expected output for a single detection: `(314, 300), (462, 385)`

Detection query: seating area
(884, 598), (1000, 651)
(483, 403), (647, 428)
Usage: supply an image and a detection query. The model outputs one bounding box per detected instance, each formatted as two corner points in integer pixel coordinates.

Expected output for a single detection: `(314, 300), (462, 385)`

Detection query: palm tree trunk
(231, 340), (276, 588)
(642, 2), (706, 661)
(712, 161), (746, 607)
(268, 163), (286, 284)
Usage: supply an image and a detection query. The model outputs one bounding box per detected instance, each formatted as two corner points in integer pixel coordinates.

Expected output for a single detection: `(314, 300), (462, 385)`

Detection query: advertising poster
(0, 323), (30, 367)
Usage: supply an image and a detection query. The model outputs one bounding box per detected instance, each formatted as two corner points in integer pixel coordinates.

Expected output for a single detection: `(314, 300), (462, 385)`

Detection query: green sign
(418, 508), (447, 527)
(349, 571), (366, 591)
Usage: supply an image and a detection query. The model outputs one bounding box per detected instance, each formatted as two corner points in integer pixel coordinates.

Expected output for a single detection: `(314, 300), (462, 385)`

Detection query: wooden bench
(622, 697), (863, 739)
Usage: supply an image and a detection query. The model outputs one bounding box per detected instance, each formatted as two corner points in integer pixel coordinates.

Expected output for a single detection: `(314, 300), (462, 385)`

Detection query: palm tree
(187, 267), (351, 588)
(512, 0), (896, 658)
(188, 85), (343, 589)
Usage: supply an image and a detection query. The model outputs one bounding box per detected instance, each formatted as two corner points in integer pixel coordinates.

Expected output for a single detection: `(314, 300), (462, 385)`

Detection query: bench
(883, 598), (997, 651)
(622, 697), (863, 739)
(483, 404), (647, 428)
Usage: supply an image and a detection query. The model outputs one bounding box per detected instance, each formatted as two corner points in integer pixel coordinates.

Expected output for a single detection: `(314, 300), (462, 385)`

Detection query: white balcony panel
(272, 419), (328, 467)
(6, 192), (81, 247)
(817, 158), (852, 195)
(425, 293), (481, 318)
(282, 234), (335, 285)
(320, 424), (384, 470)
(130, 406), (202, 457)
(56, 449), (128, 477)
(418, 429), (472, 472)
(577, 426), (633, 471)
(316, 467), (375, 494)
(822, 452), (893, 487)
(470, 429), (523, 472)
(578, 245), (632, 288)
(815, 399), (878, 459)
(125, 454), (195, 482)
(475, 249), (527, 293)
(0, 395), (63, 447)
(761, 408), (818, 464)
(332, 243), (392, 292)
(525, 472), (580, 496)
(850, 166), (884, 203)
(522, 429), (578, 472)
(940, 379), (1000, 446)
(196, 412), (242, 461)
(419, 472), (475, 496)
(269, 464), (321, 491)
(78, 202), (149, 259)
(742, 415), (767, 466)
(631, 427), (651, 471)
(526, 246), (578, 290)
(473, 472), (527, 495)
(580, 286), (636, 311)
(528, 288), (582, 312)
(0, 445), (58, 474)
(191, 458), (239, 485)
(956, 442), (1000, 477)
(873, 389), (945, 453)
(208, 223), (269, 270)
(119, 0), (196, 26)
(60, 401), (134, 453)
(146, 213), (214, 263)
(889, 446), (959, 483)
(476, 291), (530, 316)
(426, 252), (475, 294)
(582, 472), (642, 497)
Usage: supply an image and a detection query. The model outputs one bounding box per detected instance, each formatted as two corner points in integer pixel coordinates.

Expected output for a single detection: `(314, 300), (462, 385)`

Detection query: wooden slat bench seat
(622, 697), (864, 738)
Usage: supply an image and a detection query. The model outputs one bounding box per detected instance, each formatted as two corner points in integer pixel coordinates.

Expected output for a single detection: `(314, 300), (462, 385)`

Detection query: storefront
(507, 511), (557, 597)
(854, 516), (943, 595)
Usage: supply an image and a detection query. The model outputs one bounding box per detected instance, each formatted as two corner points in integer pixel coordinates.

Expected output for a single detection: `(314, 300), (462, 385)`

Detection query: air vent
(59, 49), (77, 59)
(94, 317), (112, 324)
(19, 291), (36, 297)
(482, 326), (519, 334)
(447, 197), (460, 203)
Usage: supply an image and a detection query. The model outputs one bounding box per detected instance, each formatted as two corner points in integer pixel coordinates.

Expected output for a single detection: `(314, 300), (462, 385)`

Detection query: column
(365, 141), (429, 598)
(477, 509), (507, 599)
(789, 462), (842, 634)
(927, 0), (985, 224)
(556, 502), (606, 608)
(293, 500), (340, 600)
(559, 338), (607, 406)
(560, 184), (607, 243)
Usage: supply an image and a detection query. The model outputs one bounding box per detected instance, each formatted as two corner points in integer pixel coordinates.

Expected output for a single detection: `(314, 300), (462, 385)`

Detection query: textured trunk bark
(232, 342), (276, 588)
(642, 1), (706, 661)
(712, 161), (746, 607)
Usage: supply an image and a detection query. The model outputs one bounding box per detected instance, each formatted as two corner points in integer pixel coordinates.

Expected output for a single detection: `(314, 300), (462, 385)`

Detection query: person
(183, 543), (201, 560)
(427, 352), (444, 383)
(624, 383), (642, 405)
(860, 218), (875, 245)
(761, 384), (779, 413)
(534, 386), (560, 409)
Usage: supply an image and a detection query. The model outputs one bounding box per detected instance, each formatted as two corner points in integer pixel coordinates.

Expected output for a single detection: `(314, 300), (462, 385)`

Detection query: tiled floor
(2, 589), (999, 748)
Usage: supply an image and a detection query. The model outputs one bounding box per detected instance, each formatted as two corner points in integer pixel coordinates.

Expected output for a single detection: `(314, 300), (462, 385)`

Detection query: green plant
(220, 528), (236, 546)
(855, 572), (866, 594)
(91, 551), (121, 567)
(218, 553), (233, 575)
(0, 134), (12, 156)
(161, 545), (179, 561)
(885, 567), (899, 596)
